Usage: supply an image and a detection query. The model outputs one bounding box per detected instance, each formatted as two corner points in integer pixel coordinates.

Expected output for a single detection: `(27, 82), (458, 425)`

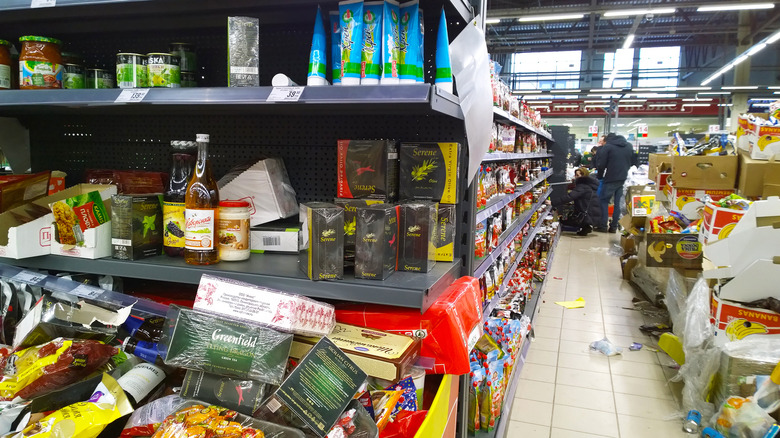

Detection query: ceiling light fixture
(485, 18), (502, 24)
(699, 91), (732, 95)
(676, 87), (712, 91)
(702, 30), (780, 85)
(512, 90), (543, 94)
(517, 13), (586, 22)
(591, 88), (624, 93)
(718, 103), (734, 106)
(620, 99), (646, 103)
(556, 89), (582, 93)
(668, 122), (681, 126)
(623, 34), (635, 49)
(683, 98), (713, 101)
(682, 103), (712, 107)
(697, 3), (774, 12)
(584, 100), (609, 103)
(603, 7), (676, 17)
(722, 85), (759, 90)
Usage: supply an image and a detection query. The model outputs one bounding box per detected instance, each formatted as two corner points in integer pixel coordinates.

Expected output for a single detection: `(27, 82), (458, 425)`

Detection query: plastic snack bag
(120, 395), (190, 437)
(590, 337), (623, 357)
(370, 390), (403, 432)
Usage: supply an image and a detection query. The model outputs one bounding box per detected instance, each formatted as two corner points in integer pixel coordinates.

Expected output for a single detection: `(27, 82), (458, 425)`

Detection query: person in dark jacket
(595, 133), (638, 232)
(560, 167), (602, 236)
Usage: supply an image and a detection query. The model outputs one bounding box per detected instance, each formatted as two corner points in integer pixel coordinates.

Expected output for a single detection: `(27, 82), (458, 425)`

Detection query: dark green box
(355, 204), (399, 280)
(111, 194), (163, 260)
(399, 142), (461, 204)
(399, 202), (437, 273)
(181, 370), (266, 416)
(299, 202), (344, 281)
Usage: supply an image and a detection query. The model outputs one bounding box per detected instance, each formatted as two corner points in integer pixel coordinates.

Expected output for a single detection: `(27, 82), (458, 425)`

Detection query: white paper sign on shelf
(69, 284), (105, 300)
(31, 0), (56, 8)
(11, 271), (47, 285)
(267, 86), (305, 102)
(709, 124), (721, 133)
(115, 88), (150, 103)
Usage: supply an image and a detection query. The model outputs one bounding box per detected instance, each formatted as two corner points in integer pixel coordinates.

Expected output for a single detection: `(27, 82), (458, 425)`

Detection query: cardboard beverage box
(111, 194), (164, 260)
(699, 202), (747, 245)
(250, 218), (300, 253)
(334, 198), (386, 262)
(398, 202), (437, 273)
(299, 202), (344, 281)
(336, 140), (398, 200)
(671, 155), (738, 190)
(434, 204), (456, 262)
(355, 204), (399, 280)
(711, 289), (780, 346)
(737, 150), (780, 198)
(643, 232), (703, 270)
(0, 172), (50, 213)
(399, 142), (461, 204)
(664, 184), (735, 220)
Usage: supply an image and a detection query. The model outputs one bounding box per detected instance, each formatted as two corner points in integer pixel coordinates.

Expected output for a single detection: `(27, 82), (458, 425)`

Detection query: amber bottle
(184, 134), (220, 265)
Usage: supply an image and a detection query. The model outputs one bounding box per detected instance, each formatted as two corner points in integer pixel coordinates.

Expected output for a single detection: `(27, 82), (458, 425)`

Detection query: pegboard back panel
(27, 113), (465, 203)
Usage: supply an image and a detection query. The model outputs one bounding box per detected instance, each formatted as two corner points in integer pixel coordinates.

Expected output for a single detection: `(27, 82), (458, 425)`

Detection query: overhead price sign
(638, 124), (648, 138)
(588, 125), (599, 138)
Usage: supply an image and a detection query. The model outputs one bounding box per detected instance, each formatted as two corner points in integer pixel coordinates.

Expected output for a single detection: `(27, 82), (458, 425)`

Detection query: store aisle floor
(507, 232), (687, 438)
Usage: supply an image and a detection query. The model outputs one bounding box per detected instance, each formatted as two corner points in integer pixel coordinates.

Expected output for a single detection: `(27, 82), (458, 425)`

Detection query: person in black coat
(595, 133), (638, 232)
(560, 167), (602, 236)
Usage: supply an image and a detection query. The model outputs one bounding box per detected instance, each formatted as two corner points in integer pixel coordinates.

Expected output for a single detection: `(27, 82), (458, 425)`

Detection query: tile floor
(507, 232), (687, 438)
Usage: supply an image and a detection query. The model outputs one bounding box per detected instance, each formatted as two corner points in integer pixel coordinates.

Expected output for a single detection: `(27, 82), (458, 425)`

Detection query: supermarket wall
(549, 116), (719, 143)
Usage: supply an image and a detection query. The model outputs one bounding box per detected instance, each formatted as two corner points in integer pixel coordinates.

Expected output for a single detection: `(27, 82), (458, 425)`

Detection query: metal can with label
(63, 64), (85, 89)
(146, 52), (180, 88)
(87, 68), (115, 89)
(116, 53), (147, 88)
(169, 42), (196, 73)
(180, 71), (197, 88)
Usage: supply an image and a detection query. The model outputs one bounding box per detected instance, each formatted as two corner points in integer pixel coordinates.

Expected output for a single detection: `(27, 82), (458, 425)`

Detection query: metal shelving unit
(492, 108), (554, 142)
(476, 169), (552, 223)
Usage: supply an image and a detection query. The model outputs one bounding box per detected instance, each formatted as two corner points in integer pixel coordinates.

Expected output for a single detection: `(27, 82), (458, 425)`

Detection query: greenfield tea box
(181, 370), (266, 416)
(355, 204), (399, 280)
(334, 198), (385, 262)
(111, 194), (163, 260)
(299, 202), (344, 281)
(337, 140), (398, 200)
(434, 204), (456, 262)
(399, 202), (437, 273)
(399, 142), (461, 204)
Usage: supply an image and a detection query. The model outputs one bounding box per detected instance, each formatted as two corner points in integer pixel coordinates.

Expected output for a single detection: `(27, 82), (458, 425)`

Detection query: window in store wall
(510, 50), (582, 94)
(637, 46), (681, 88)
(603, 48), (634, 88)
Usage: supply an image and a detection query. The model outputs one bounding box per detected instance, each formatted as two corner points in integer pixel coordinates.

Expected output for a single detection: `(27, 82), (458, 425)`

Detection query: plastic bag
(665, 269), (688, 336)
(120, 395), (190, 437)
(326, 400), (378, 438)
(711, 397), (774, 438)
(590, 337), (622, 356)
(682, 278), (714, 351)
(380, 410), (427, 438)
(371, 390), (403, 432)
(151, 404), (281, 438)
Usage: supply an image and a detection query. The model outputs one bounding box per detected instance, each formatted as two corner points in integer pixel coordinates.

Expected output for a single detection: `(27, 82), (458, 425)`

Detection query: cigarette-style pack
(398, 202), (437, 273)
(355, 204), (399, 280)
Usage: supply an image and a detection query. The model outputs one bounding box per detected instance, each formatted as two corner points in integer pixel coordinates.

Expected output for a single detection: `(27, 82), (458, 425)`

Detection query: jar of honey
(0, 40), (11, 90)
(18, 35), (63, 89)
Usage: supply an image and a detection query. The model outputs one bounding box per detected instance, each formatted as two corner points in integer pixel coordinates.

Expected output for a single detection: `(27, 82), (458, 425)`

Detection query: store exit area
(508, 233), (687, 438)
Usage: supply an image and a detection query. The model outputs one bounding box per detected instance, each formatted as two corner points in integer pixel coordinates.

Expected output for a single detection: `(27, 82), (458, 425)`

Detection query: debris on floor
(554, 297), (585, 309)
(590, 337), (623, 356)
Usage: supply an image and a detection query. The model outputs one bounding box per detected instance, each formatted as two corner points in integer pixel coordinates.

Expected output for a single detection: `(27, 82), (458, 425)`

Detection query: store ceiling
(486, 0), (780, 52)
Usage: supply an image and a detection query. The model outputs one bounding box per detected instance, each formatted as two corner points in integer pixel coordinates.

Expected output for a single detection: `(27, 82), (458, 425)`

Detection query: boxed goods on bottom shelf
(0, 264), (468, 438)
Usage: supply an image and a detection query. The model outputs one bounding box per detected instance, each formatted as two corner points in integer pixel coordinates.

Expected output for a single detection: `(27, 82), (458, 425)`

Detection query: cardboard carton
(0, 172), (50, 212)
(736, 114), (755, 151)
(643, 232), (702, 270)
(625, 185), (655, 217)
(619, 213), (645, 236)
(655, 173), (671, 202)
(738, 150), (780, 198)
(664, 184), (735, 220)
(648, 153), (672, 181)
(750, 123), (780, 160)
(0, 184), (115, 259)
(711, 290), (780, 346)
(671, 155), (737, 190)
(699, 202), (747, 245)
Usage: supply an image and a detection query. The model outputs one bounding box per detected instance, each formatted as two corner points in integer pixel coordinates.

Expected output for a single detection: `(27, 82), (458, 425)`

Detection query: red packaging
(84, 169), (167, 194)
(336, 277), (482, 375)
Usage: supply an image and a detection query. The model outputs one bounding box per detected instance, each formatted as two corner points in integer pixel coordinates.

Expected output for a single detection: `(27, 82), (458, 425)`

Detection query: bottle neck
(197, 141), (208, 163)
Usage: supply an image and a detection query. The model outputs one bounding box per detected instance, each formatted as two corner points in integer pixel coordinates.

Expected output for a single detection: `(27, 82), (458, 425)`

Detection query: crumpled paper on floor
(554, 297), (585, 309)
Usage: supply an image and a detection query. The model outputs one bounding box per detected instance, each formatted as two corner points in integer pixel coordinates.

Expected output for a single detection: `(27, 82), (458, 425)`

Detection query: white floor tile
(562, 319), (605, 333)
(534, 324), (562, 340)
(536, 316), (563, 328)
(510, 399), (553, 426)
(550, 428), (615, 438)
(526, 349), (559, 367)
(613, 393), (679, 419)
(551, 405), (620, 437)
(554, 384), (616, 412)
(515, 379), (556, 404)
(559, 328), (606, 343)
(557, 352), (610, 373)
(617, 414), (691, 438)
(556, 367), (613, 392)
(611, 375), (674, 400)
(506, 421), (551, 438)
(610, 358), (668, 381)
(558, 339), (598, 356)
(562, 311), (604, 323)
(520, 363), (558, 383)
(530, 337), (561, 353)
(608, 349), (660, 365)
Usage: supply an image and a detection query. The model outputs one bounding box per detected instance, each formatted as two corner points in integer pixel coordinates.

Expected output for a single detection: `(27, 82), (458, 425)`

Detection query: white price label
(638, 124), (648, 134)
(11, 271), (47, 285)
(31, 0), (56, 8)
(115, 88), (150, 103)
(588, 125), (599, 135)
(266, 86), (304, 102)
(709, 124), (721, 133)
(70, 284), (105, 300)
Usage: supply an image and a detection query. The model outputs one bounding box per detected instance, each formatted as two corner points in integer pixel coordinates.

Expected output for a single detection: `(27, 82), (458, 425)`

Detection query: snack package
(384, 376), (418, 420)
(50, 191), (110, 246)
(479, 379), (492, 431)
(6, 373), (132, 438)
(159, 305), (293, 385)
(150, 403), (302, 438)
(370, 390), (403, 432)
(84, 169), (167, 194)
(121, 395), (190, 437)
(325, 399), (378, 438)
(0, 338), (117, 401)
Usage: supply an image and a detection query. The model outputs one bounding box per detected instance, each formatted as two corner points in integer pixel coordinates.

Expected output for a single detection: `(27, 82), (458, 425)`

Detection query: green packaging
(334, 198), (386, 262)
(355, 204), (399, 280)
(111, 194), (163, 260)
(337, 139), (399, 200)
(50, 190), (110, 246)
(160, 305), (293, 385)
(181, 369), (267, 416)
(398, 201), (437, 273)
(434, 204), (456, 262)
(399, 142), (461, 204)
(299, 202), (344, 281)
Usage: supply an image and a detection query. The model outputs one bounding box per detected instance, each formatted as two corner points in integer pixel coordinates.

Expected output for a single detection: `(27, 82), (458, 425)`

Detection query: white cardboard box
(217, 158), (298, 226)
(50, 221), (112, 259)
(0, 184), (115, 259)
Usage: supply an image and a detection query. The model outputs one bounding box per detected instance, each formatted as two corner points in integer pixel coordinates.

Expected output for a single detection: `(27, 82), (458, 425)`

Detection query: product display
(0, 40), (11, 89)
(399, 142), (461, 204)
(116, 53), (147, 88)
(339, 0), (364, 85)
(218, 200), (251, 261)
(434, 204), (456, 262)
(398, 201), (437, 273)
(180, 370), (266, 415)
(184, 134), (220, 265)
(18, 36), (62, 89)
(163, 140), (196, 257)
(110, 194), (164, 260)
(300, 202), (345, 280)
(335, 198), (386, 262)
(337, 139), (399, 200)
(355, 203), (399, 280)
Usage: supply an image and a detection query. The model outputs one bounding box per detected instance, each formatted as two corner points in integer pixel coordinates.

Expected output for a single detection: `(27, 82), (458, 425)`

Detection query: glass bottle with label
(185, 133), (220, 265)
(163, 140), (196, 257)
(116, 362), (167, 408)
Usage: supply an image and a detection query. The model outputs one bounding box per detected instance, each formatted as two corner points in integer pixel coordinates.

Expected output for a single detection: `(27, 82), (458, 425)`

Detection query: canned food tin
(180, 71), (197, 88)
(169, 42), (196, 73)
(116, 53), (147, 88)
(86, 68), (114, 89)
(63, 63), (85, 89)
(146, 52), (180, 88)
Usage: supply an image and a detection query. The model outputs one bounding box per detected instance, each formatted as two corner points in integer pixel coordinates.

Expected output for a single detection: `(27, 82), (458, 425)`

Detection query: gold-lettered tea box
(336, 139), (398, 200)
(334, 198), (386, 262)
(434, 204), (456, 262)
(400, 142), (461, 204)
(355, 204), (399, 280)
(289, 323), (420, 381)
(299, 202), (344, 281)
(399, 201), (437, 273)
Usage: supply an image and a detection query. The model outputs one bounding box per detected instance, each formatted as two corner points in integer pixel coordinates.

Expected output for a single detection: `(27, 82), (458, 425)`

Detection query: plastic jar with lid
(218, 201), (251, 261)
(18, 35), (63, 89)
(0, 40), (11, 89)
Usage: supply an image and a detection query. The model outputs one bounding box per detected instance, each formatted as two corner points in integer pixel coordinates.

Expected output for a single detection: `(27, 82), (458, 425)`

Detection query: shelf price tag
(11, 271), (47, 285)
(70, 284), (105, 300)
(31, 0), (56, 8)
(267, 86), (304, 102)
(115, 88), (150, 103)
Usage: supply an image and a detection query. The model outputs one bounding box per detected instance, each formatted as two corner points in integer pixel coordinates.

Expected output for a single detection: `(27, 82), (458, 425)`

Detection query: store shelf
(475, 169), (552, 224)
(481, 152), (553, 162)
(0, 84), (464, 119)
(493, 108), (554, 142)
(481, 204), (551, 319)
(473, 189), (551, 279)
(1, 253), (462, 313)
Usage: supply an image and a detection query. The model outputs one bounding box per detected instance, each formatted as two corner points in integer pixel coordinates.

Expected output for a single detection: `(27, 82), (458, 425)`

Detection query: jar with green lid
(0, 40), (11, 89)
(87, 68), (114, 89)
(146, 53), (180, 88)
(18, 35), (63, 89)
(169, 42), (196, 73)
(63, 64), (85, 89)
(117, 53), (147, 88)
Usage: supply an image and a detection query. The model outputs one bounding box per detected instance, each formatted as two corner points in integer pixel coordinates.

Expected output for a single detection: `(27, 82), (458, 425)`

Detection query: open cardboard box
(737, 149), (780, 198)
(0, 184), (115, 259)
(699, 202), (747, 245)
(51, 220), (112, 259)
(648, 154), (672, 181)
(625, 185), (655, 217)
(711, 287), (780, 346)
(642, 232), (703, 270)
(671, 155), (737, 190)
(663, 183), (735, 220)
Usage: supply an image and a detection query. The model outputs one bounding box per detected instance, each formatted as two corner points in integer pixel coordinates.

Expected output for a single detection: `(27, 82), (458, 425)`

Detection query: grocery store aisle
(508, 233), (686, 438)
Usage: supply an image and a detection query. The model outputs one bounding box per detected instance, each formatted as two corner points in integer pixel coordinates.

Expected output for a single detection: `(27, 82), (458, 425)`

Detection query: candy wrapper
(371, 390), (403, 432)
(121, 395), (190, 437)
(325, 400), (378, 438)
(383, 376), (418, 419)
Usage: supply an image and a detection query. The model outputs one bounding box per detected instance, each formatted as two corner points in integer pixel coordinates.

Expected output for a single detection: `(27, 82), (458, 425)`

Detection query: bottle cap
(196, 134), (209, 142)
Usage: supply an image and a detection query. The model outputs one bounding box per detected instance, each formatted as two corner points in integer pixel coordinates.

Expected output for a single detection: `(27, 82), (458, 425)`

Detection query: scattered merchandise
(554, 297), (585, 309)
(590, 337), (623, 356)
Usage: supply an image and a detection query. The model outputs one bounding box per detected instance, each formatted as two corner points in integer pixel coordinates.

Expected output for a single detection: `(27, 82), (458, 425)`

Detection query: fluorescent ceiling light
(733, 54), (750, 66)
(591, 88), (624, 93)
(518, 13), (585, 22)
(485, 18), (501, 24)
(718, 103), (734, 106)
(768, 86), (780, 89)
(584, 100), (609, 103)
(603, 7), (675, 17)
(556, 89), (582, 93)
(683, 103), (712, 107)
(745, 43), (768, 57)
(620, 99), (646, 102)
(699, 91), (731, 95)
(676, 87), (711, 91)
(772, 91), (780, 94)
(623, 34), (635, 49)
(668, 122), (681, 126)
(752, 102), (772, 107)
(767, 30), (780, 44)
(723, 85), (759, 90)
(697, 3), (774, 12)
(587, 94), (621, 98)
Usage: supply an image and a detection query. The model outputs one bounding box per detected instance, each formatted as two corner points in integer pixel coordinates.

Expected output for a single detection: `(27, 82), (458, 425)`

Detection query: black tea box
(334, 198), (386, 262)
(399, 142), (461, 204)
(299, 202), (344, 281)
(398, 202), (437, 273)
(355, 204), (399, 280)
(181, 370), (267, 416)
(337, 140), (398, 200)
(434, 204), (456, 262)
(111, 194), (163, 260)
